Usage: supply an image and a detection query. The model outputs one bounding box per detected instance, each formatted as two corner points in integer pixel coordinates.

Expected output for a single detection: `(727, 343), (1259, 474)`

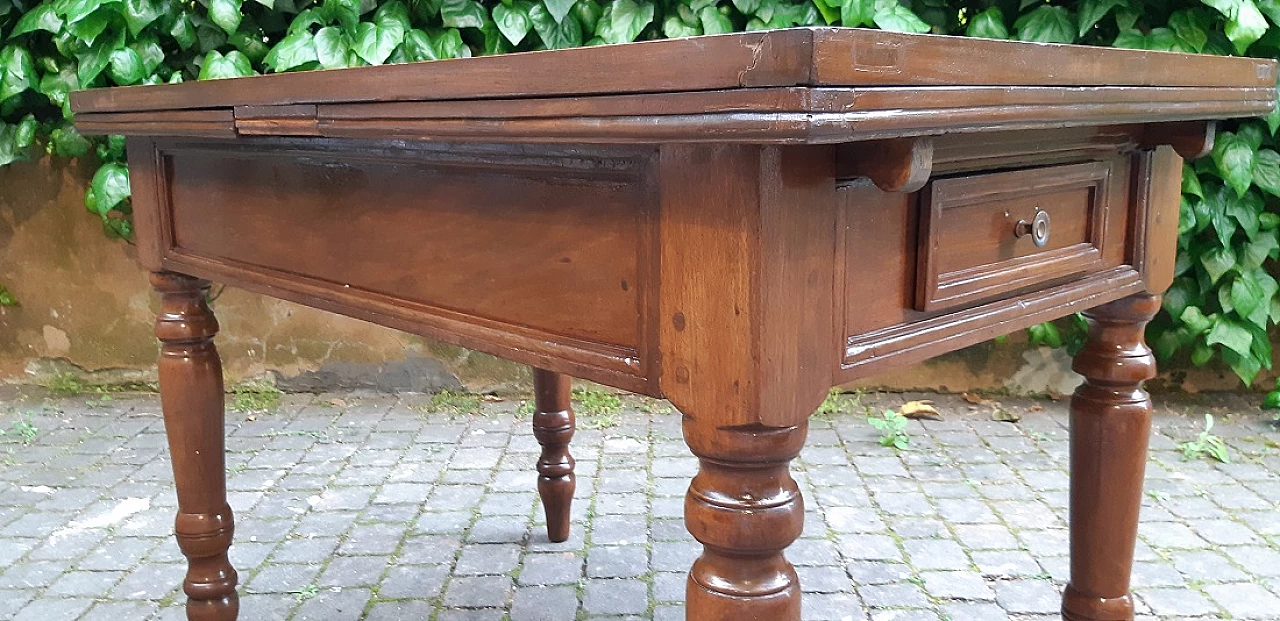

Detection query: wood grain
(1061, 293), (1159, 621)
(532, 369), (575, 543)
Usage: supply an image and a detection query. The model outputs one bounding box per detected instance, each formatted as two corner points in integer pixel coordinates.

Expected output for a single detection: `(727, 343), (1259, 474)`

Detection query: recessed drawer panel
(916, 161), (1114, 312)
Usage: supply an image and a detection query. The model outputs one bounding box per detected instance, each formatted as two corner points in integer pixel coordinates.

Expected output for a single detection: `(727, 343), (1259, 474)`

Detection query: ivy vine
(1, 0), (1280, 388)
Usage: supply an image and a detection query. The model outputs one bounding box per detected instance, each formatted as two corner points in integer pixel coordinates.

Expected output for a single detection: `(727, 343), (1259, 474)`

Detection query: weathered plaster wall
(0, 155), (1258, 395)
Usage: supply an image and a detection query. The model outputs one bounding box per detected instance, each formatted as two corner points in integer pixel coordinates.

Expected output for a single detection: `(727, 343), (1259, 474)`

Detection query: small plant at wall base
(3, 0), (1280, 389)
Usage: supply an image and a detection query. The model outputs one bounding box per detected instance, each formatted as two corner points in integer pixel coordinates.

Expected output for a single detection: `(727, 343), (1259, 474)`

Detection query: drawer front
(916, 161), (1116, 312)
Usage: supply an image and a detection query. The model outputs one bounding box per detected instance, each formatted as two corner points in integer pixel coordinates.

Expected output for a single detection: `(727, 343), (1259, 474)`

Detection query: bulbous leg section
(153, 272), (239, 621)
(683, 419), (808, 621)
(532, 368), (575, 543)
(1062, 293), (1160, 621)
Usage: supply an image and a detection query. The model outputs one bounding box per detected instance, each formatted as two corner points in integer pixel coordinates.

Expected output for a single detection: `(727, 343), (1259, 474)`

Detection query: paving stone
(455, 543), (523, 576)
(919, 570), (994, 601)
(4, 393), (1277, 620)
(511, 585), (581, 620)
(376, 563), (449, 599)
(992, 579), (1060, 615)
(365, 600), (434, 620)
(583, 578), (649, 615)
(588, 545), (648, 578)
(1138, 587), (1220, 616)
(1204, 583), (1279, 619)
(858, 583), (931, 608)
(443, 575), (513, 608)
(11, 597), (96, 621)
(903, 538), (970, 571)
(292, 587), (372, 620)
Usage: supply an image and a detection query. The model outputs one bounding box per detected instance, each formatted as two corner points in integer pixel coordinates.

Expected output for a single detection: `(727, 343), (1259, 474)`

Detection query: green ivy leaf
(1229, 0), (1268, 53)
(210, 0), (243, 35)
(1223, 347), (1263, 385)
(1230, 272), (1266, 321)
(531, 2), (582, 47)
(441, 0), (486, 28)
(1014, 5), (1076, 43)
(699, 5), (732, 34)
(0, 45), (36, 102)
(1199, 244), (1237, 284)
(1168, 9), (1208, 52)
(314, 26), (353, 68)
(49, 124), (90, 157)
(399, 28), (438, 60)
(493, 1), (532, 44)
(1212, 131), (1257, 198)
(811, 0), (839, 25)
(107, 47), (145, 84)
(1207, 316), (1253, 358)
(966, 6), (1008, 39)
(170, 13), (197, 49)
(89, 162), (130, 214)
(11, 3), (65, 37)
(0, 284), (17, 307)
(1181, 305), (1215, 334)
(1226, 190), (1262, 239)
(198, 49), (254, 79)
(432, 27), (470, 57)
(1182, 164), (1205, 199)
(264, 29), (318, 71)
(122, 0), (162, 35)
(544, 0), (577, 23)
(0, 124), (25, 167)
(14, 114), (37, 149)
(841, 0), (874, 27)
(662, 13), (700, 37)
(1242, 230), (1280, 269)
(598, 0), (653, 44)
(873, 0), (930, 33)
(1078, 0), (1124, 37)
(322, 0), (361, 29)
(131, 33), (164, 75)
(575, 0), (602, 30)
(353, 20), (404, 65)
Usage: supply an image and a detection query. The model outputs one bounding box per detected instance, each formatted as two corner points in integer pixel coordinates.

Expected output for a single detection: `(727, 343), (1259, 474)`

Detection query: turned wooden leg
(532, 368), (575, 543)
(153, 272), (239, 621)
(1062, 293), (1159, 621)
(684, 418), (808, 621)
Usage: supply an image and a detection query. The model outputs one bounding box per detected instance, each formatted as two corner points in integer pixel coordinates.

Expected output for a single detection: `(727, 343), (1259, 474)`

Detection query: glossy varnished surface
(73, 28), (1275, 621)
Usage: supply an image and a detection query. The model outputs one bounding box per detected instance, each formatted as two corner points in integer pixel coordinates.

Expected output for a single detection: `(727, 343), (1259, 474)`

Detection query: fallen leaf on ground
(962, 392), (995, 406)
(900, 400), (942, 420)
(990, 406), (1021, 423)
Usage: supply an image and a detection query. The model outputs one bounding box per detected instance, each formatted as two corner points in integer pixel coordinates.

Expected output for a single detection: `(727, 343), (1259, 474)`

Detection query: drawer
(915, 161), (1116, 312)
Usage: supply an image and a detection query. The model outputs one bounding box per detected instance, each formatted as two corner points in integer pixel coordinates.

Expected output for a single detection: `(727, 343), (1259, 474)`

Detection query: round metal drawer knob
(1015, 209), (1051, 248)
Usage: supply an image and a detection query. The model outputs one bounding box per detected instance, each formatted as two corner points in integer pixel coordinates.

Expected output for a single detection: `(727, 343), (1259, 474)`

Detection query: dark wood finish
(152, 272), (238, 620)
(72, 28), (1272, 621)
(684, 417), (808, 619)
(657, 144), (836, 429)
(70, 28), (1274, 115)
(837, 137), (933, 192)
(532, 369), (575, 543)
(1132, 147), (1186, 294)
(1062, 293), (1160, 621)
(1143, 120), (1215, 158)
(916, 161), (1118, 312)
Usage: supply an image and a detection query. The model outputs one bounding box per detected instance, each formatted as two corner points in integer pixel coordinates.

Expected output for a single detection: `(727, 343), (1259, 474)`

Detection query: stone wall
(0, 154), (1256, 395)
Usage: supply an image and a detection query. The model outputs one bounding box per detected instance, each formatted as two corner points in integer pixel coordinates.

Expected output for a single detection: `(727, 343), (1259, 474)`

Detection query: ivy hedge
(2, 0), (1280, 391)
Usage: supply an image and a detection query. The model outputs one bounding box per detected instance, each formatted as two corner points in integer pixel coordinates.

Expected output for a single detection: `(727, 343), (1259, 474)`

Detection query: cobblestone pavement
(0, 388), (1278, 620)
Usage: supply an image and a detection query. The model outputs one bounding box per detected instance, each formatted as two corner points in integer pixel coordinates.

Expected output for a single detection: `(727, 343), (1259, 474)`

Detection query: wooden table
(72, 27), (1275, 621)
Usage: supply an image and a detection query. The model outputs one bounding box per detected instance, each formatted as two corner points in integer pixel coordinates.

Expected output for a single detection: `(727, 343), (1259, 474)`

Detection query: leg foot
(683, 418), (807, 621)
(153, 272), (239, 621)
(1062, 293), (1159, 621)
(532, 368), (575, 543)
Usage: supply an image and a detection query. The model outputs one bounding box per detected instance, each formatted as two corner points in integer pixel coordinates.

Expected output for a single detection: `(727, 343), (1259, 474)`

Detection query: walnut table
(72, 27), (1276, 621)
